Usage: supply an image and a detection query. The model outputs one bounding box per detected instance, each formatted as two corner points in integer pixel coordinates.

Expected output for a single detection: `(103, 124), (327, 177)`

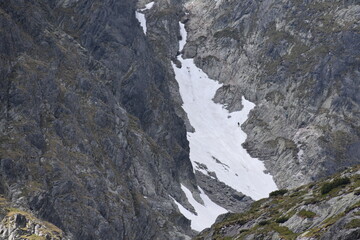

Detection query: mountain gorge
(0, 0), (359, 239)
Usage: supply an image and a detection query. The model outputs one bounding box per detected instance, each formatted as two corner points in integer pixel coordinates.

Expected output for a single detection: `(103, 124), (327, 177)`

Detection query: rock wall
(183, 0), (360, 188)
(0, 0), (196, 239)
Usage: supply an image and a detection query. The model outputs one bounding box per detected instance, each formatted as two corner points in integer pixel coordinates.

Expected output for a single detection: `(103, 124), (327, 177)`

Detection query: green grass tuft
(345, 219), (360, 229)
(298, 210), (316, 218)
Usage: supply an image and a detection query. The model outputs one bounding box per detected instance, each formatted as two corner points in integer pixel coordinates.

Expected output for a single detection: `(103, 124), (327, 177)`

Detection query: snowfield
(171, 22), (278, 231)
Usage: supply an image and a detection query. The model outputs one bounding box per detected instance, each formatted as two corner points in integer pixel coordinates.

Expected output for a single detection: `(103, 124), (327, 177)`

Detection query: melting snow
(171, 185), (227, 232)
(135, 1), (155, 35)
(179, 23), (187, 52)
(173, 22), (277, 201)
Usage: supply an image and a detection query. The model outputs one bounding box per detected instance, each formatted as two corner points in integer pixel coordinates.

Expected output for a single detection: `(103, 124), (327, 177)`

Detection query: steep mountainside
(184, 0), (360, 188)
(0, 0), (359, 239)
(0, 0), (198, 239)
(195, 165), (360, 240)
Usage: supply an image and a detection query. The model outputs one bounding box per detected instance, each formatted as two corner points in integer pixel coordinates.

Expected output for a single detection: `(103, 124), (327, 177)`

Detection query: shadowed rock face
(0, 0), (196, 239)
(183, 0), (360, 188)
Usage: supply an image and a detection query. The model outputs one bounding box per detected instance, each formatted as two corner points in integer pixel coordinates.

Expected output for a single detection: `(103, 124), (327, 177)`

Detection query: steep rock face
(183, 0), (360, 188)
(1, 0), (358, 238)
(0, 0), (197, 239)
(195, 165), (360, 240)
(143, 0), (195, 133)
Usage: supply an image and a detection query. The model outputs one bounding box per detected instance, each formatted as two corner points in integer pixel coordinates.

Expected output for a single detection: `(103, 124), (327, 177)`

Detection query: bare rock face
(183, 0), (360, 189)
(195, 171), (253, 213)
(1, 0), (359, 239)
(0, 0), (197, 239)
(0, 1), (258, 239)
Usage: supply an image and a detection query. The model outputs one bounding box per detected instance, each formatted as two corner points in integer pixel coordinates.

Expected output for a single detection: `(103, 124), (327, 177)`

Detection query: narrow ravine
(135, 4), (277, 231)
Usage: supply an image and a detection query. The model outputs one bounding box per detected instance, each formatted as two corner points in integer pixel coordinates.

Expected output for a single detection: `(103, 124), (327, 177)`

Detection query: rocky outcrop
(0, 195), (68, 240)
(195, 165), (360, 240)
(195, 171), (253, 213)
(183, 0), (360, 188)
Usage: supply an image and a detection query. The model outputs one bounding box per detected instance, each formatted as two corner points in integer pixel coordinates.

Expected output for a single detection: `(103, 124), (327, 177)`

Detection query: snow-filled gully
(135, 6), (277, 231)
(171, 22), (278, 231)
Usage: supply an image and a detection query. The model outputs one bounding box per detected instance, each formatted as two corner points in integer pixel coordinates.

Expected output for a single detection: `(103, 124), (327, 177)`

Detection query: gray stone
(183, 0), (360, 189)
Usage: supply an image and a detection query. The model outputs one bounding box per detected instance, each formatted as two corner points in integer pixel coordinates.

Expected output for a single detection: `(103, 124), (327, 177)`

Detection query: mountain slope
(0, 0), (359, 239)
(183, 0), (360, 189)
(195, 165), (360, 240)
(0, 0), (197, 239)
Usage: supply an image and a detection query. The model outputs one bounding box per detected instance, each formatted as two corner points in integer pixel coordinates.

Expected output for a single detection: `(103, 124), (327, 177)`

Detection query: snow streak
(135, 1), (155, 35)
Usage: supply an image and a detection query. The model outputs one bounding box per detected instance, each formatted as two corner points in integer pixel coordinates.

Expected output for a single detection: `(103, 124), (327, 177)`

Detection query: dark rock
(14, 214), (26, 228)
(26, 133), (46, 151)
(195, 171), (253, 213)
(0, 0), (196, 239)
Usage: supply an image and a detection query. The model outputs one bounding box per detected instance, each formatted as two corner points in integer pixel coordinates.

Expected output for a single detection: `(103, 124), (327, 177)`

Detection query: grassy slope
(195, 165), (360, 240)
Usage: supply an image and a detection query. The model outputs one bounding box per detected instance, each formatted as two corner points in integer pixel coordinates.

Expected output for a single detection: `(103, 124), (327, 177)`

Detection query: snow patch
(135, 1), (155, 35)
(144, 1), (155, 9)
(173, 22), (277, 201)
(171, 185), (227, 231)
(179, 23), (187, 51)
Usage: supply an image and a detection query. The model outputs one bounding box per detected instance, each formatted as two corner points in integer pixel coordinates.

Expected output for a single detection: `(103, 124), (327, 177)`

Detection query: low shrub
(308, 183), (316, 189)
(345, 219), (360, 229)
(258, 220), (270, 226)
(298, 210), (316, 218)
(276, 216), (289, 223)
(304, 198), (320, 205)
(321, 177), (351, 194)
(345, 201), (360, 214)
(239, 229), (249, 233)
(269, 189), (288, 197)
